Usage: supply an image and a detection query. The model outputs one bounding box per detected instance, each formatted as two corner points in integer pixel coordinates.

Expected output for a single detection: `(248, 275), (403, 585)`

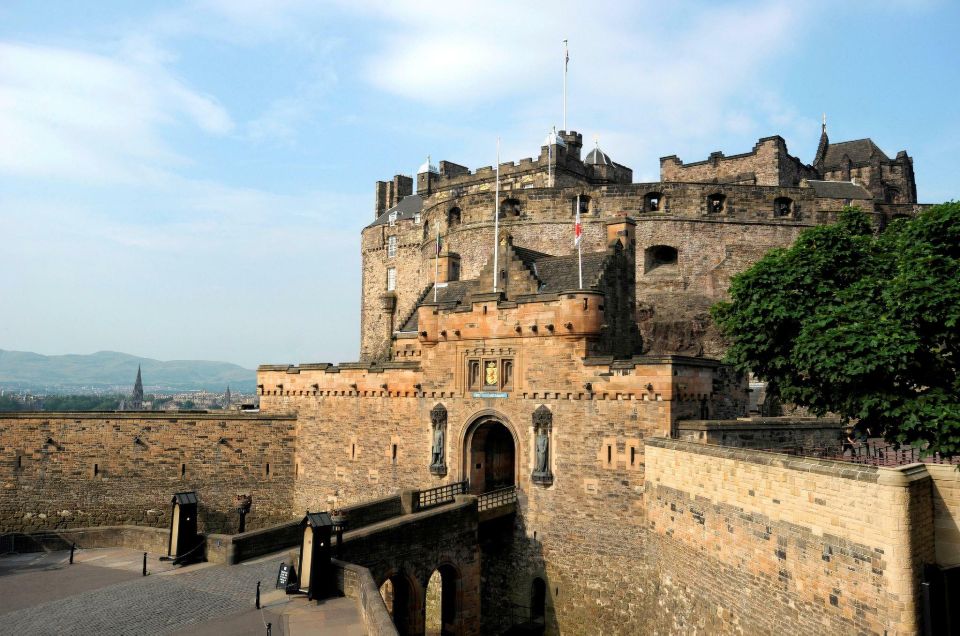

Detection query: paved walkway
(0, 548), (365, 636)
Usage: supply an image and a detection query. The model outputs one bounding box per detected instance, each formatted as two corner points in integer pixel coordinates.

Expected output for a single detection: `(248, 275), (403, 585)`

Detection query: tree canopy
(712, 202), (960, 457)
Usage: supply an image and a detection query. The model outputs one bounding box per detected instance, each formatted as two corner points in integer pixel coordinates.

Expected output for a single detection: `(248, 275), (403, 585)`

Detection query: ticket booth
(168, 491), (199, 561)
(298, 511), (333, 600)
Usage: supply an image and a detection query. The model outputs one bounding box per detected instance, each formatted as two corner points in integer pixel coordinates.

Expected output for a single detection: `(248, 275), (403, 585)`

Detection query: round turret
(584, 145), (612, 166)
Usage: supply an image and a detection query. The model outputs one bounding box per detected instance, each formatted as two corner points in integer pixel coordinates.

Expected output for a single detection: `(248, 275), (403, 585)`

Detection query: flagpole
(576, 194), (583, 289)
(493, 137), (500, 293)
(563, 40), (568, 132)
(434, 220), (440, 302)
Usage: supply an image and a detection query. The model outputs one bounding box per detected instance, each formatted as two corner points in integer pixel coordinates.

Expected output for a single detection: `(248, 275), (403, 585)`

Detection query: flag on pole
(565, 41), (569, 70)
(574, 201), (583, 247)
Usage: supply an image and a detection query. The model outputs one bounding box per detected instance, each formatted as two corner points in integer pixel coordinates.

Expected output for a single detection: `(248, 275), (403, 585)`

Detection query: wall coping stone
(676, 417), (843, 431)
(0, 411), (295, 421)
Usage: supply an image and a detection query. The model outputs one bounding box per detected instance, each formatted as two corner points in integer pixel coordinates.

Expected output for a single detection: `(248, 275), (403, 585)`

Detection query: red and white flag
(574, 204), (582, 247)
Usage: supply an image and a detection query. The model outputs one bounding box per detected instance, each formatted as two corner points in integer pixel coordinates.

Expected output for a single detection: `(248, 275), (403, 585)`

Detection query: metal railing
(415, 481), (467, 512)
(759, 442), (960, 468)
(478, 485), (518, 512)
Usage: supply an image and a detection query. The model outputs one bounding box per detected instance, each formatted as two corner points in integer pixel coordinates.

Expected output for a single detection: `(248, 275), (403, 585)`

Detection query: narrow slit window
(265, 462), (270, 477)
(352, 444), (356, 459)
(630, 447), (636, 466)
(392, 444), (398, 463)
(93, 463), (99, 477)
(607, 445), (612, 464)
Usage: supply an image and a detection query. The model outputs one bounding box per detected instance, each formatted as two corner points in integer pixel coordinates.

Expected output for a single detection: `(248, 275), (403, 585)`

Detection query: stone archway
(379, 570), (422, 635)
(425, 562), (462, 636)
(463, 413), (517, 494)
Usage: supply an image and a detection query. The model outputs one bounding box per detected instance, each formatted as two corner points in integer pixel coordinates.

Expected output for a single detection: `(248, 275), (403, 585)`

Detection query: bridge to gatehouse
(329, 482), (517, 635)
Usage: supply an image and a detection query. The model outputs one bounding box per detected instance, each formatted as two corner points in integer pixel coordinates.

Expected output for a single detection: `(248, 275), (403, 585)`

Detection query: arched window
(644, 192), (663, 212)
(884, 187), (901, 204)
(448, 206), (461, 226)
(774, 197), (792, 217)
(644, 245), (678, 274)
(706, 193), (725, 214)
(501, 198), (522, 217)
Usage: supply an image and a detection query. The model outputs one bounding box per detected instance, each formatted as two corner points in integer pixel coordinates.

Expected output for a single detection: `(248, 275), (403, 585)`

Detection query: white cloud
(0, 41), (233, 184)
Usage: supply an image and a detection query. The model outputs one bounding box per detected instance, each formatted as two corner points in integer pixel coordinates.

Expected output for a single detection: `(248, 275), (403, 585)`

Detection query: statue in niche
(531, 405), (553, 485)
(430, 404), (447, 475)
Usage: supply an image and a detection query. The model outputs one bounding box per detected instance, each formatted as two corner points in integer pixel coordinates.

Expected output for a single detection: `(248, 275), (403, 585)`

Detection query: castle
(3, 125), (956, 636)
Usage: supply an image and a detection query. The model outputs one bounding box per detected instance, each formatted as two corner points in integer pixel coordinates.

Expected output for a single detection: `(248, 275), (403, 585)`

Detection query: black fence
(415, 481), (467, 512)
(478, 486), (518, 512)
(760, 442), (960, 468)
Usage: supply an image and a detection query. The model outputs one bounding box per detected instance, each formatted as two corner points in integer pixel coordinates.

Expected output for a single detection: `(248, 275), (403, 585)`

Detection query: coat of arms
(484, 360), (499, 387)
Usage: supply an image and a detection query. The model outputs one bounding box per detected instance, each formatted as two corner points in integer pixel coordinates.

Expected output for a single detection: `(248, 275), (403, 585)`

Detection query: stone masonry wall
(644, 439), (935, 635)
(0, 412), (297, 534)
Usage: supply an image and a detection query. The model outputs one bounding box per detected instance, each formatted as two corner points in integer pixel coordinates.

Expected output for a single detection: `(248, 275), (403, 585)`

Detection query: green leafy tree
(712, 203), (960, 457)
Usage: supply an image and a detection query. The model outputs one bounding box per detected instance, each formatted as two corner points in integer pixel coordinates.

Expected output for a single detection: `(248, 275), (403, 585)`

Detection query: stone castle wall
(644, 439), (935, 635)
(0, 412), (297, 533)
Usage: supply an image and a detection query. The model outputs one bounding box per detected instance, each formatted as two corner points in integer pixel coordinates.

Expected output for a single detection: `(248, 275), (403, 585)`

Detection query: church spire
(814, 112), (829, 172)
(131, 365), (144, 410)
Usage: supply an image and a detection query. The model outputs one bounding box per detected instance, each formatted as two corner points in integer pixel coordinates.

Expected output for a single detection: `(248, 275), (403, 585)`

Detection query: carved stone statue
(430, 404), (447, 475)
(535, 428), (549, 474)
(531, 405), (553, 485)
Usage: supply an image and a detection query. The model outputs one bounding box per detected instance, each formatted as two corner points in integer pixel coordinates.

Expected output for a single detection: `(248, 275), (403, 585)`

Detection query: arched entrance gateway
(463, 414), (517, 494)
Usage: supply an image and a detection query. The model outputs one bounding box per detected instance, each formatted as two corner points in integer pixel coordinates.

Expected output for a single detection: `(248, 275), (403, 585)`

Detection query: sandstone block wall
(676, 417), (844, 449)
(0, 412), (297, 533)
(929, 463), (960, 567)
(644, 438), (935, 635)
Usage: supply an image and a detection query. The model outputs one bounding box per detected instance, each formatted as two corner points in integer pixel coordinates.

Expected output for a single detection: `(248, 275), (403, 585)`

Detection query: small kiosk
(297, 511), (333, 600)
(168, 491), (199, 562)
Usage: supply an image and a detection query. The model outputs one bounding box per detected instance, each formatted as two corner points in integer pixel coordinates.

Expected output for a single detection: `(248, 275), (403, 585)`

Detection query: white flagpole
(493, 137), (500, 293)
(576, 194), (583, 289)
(563, 40), (568, 132)
(434, 220), (440, 302)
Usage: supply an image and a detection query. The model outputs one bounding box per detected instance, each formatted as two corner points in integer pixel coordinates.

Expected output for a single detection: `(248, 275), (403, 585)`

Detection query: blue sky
(1, 0), (958, 369)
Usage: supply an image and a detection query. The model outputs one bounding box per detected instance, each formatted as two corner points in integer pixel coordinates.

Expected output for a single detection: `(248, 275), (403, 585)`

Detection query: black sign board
(276, 563), (296, 589)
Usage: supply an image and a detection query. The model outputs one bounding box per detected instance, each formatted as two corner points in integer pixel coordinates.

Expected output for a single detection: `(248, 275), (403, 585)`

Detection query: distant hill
(0, 349), (256, 393)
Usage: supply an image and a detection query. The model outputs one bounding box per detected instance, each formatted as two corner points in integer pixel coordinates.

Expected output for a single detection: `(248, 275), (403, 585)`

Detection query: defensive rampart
(0, 412), (297, 533)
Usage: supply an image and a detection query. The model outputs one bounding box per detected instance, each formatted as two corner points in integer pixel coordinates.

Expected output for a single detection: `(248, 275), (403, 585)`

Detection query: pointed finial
(822, 112), (827, 133)
(593, 134), (599, 149)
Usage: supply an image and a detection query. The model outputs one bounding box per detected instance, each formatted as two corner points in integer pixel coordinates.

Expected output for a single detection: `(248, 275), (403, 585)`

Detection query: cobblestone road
(0, 554), (282, 635)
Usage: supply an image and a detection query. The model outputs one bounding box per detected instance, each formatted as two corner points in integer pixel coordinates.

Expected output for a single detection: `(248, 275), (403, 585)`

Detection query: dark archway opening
(531, 577), (546, 624)
(380, 573), (420, 635)
(468, 419), (516, 494)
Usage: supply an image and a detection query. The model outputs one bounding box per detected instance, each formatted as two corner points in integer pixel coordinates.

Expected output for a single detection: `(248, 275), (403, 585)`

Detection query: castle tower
(130, 365), (143, 410)
(224, 385), (232, 408)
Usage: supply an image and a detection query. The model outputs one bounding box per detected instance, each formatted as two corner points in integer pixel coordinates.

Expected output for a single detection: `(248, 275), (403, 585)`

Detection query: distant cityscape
(0, 368), (258, 412)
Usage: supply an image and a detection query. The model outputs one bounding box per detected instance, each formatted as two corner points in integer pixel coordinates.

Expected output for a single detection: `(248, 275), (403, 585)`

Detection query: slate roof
(368, 194), (423, 228)
(398, 249), (610, 333)
(529, 251), (608, 292)
(806, 180), (873, 200)
(821, 139), (889, 169)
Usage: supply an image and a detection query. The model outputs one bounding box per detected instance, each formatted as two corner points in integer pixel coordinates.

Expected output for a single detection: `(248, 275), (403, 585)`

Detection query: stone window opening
(352, 443), (356, 459)
(15, 452), (22, 471)
(264, 462), (270, 478)
(93, 463), (99, 477)
(501, 359), (514, 390)
(388, 211), (398, 226)
(414, 212), (421, 224)
(630, 447), (636, 466)
(450, 259), (460, 282)
(774, 197), (793, 217)
(884, 186), (901, 204)
(501, 198), (522, 218)
(387, 235), (397, 258)
(531, 577), (546, 624)
(386, 267), (397, 291)
(572, 195), (590, 216)
(392, 443), (398, 464)
(644, 192), (663, 212)
(606, 445), (612, 464)
(644, 245), (679, 274)
(181, 463), (186, 477)
(707, 193), (726, 214)
(448, 206), (462, 226)
(467, 359), (481, 390)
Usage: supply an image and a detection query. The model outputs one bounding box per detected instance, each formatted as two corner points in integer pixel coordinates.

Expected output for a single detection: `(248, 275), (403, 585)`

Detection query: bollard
(69, 543), (75, 564)
(256, 580), (261, 609)
(266, 623), (272, 636)
(142, 552), (147, 576)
